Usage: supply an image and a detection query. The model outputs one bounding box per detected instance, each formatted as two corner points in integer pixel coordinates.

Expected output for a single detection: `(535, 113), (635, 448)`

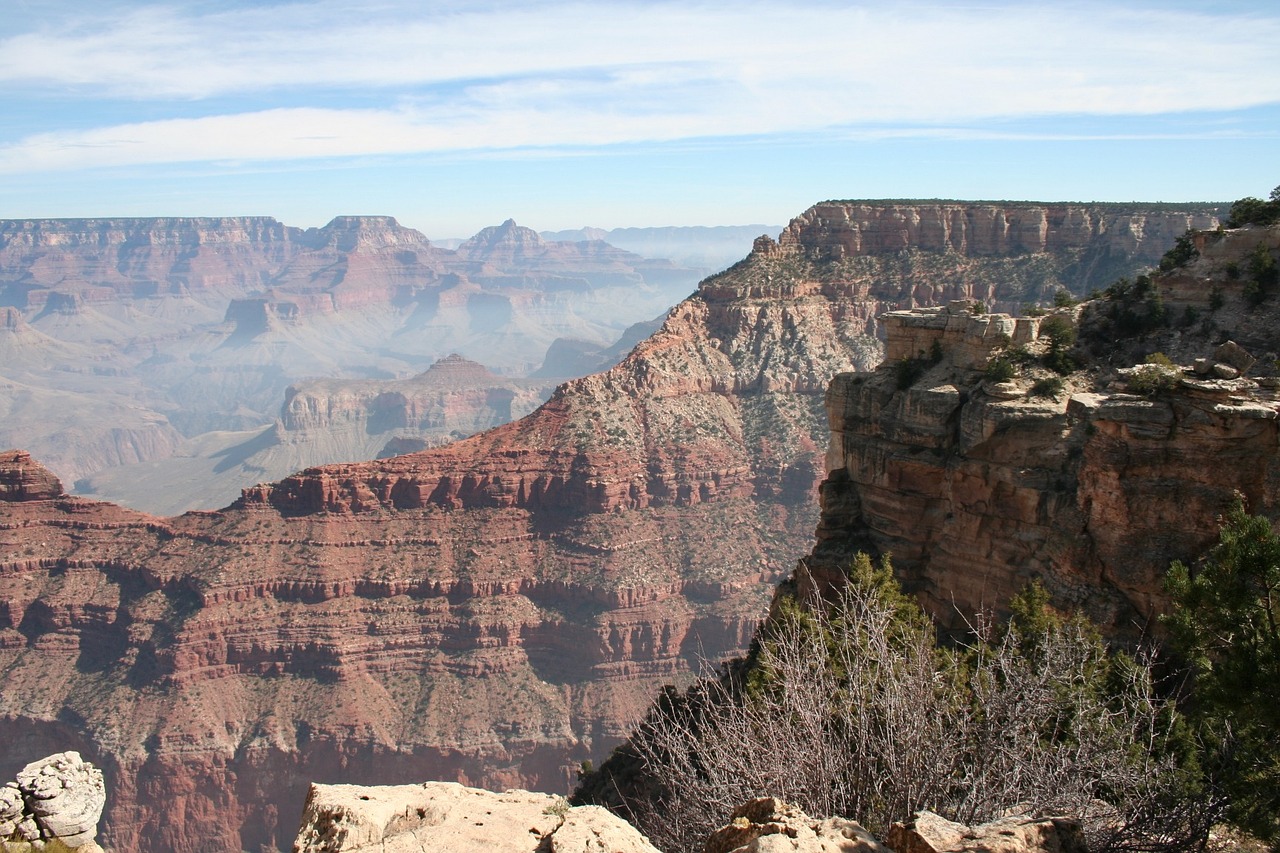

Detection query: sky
(0, 0), (1277, 239)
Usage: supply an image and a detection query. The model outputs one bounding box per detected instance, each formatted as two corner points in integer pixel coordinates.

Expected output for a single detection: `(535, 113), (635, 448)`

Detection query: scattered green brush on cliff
(576, 555), (1213, 853)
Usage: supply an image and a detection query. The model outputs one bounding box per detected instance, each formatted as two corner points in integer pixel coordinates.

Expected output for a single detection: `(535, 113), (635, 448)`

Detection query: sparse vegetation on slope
(578, 556), (1210, 853)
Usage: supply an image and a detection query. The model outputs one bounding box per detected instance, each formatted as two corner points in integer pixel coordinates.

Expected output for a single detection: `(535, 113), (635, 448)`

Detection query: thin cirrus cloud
(0, 0), (1277, 175)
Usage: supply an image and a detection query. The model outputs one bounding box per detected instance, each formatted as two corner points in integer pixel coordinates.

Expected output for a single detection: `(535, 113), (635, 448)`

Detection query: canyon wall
(811, 223), (1280, 634)
(0, 216), (700, 509)
(0, 201), (1224, 852)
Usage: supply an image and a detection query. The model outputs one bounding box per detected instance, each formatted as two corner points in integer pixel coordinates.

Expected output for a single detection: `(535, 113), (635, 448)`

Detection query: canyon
(0, 201), (1226, 853)
(0, 216), (700, 512)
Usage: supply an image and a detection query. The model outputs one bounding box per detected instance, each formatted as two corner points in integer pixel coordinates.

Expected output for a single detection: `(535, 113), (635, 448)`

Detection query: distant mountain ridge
(0, 215), (704, 510)
(539, 224), (784, 271)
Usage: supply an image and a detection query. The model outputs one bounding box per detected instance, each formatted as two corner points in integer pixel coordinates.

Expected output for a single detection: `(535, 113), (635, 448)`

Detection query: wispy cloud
(1, 1), (1277, 173)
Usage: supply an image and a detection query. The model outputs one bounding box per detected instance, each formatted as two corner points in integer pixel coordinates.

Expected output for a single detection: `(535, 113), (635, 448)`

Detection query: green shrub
(1043, 350), (1077, 376)
(1128, 363), (1179, 395)
(1159, 232), (1200, 271)
(1039, 316), (1076, 350)
(1226, 189), (1280, 228)
(1209, 286), (1225, 311)
(985, 356), (1016, 382)
(1053, 289), (1078, 308)
(1039, 316), (1079, 375)
(1247, 245), (1277, 304)
(1031, 376), (1065, 398)
(1166, 499), (1280, 845)
(896, 356), (926, 390)
(1146, 352), (1176, 368)
(1024, 304), (1047, 318)
(1105, 277), (1132, 300)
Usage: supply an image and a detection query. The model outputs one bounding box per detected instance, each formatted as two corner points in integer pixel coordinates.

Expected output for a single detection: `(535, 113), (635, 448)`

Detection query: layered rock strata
(812, 224), (1280, 633)
(0, 201), (1225, 853)
(0, 215), (700, 495)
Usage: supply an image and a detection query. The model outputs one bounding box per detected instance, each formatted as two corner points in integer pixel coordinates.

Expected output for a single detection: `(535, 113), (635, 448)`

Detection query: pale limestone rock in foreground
(702, 797), (890, 853)
(2, 752), (104, 852)
(292, 781), (660, 853)
(887, 811), (1088, 853)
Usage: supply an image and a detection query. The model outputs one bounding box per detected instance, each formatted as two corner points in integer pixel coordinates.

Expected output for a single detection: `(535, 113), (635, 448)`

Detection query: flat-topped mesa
(0, 216), (296, 249)
(776, 201), (1221, 260)
(0, 450), (64, 501)
(306, 215), (431, 252)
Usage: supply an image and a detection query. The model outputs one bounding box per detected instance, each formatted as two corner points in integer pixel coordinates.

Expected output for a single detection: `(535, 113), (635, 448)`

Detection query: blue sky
(0, 0), (1277, 239)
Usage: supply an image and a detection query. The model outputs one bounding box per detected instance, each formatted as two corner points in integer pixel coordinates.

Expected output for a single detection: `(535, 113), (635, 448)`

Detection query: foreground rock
(1, 752), (104, 852)
(703, 797), (889, 853)
(699, 799), (1083, 853)
(887, 811), (1087, 853)
(292, 781), (658, 853)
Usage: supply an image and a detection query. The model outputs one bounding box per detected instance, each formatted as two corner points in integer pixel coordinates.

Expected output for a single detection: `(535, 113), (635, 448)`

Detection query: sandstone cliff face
(0, 201), (1224, 853)
(812, 224), (1280, 632)
(774, 202), (1221, 309)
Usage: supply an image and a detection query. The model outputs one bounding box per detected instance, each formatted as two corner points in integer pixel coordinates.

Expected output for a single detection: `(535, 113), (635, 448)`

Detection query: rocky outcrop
(0, 201), (1227, 853)
(812, 224), (1280, 633)
(702, 798), (888, 853)
(291, 781), (658, 853)
(0, 451), (63, 501)
(697, 799), (1083, 853)
(1, 752), (105, 852)
(887, 811), (1087, 853)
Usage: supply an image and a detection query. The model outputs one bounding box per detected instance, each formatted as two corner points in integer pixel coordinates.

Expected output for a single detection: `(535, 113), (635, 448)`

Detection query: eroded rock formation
(1, 752), (105, 852)
(812, 223), (1280, 633)
(0, 201), (1226, 853)
(0, 215), (700, 497)
(0, 450), (63, 502)
(702, 797), (888, 853)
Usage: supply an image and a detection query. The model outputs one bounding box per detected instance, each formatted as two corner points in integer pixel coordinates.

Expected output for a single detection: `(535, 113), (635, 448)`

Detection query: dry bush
(608, 557), (1215, 853)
